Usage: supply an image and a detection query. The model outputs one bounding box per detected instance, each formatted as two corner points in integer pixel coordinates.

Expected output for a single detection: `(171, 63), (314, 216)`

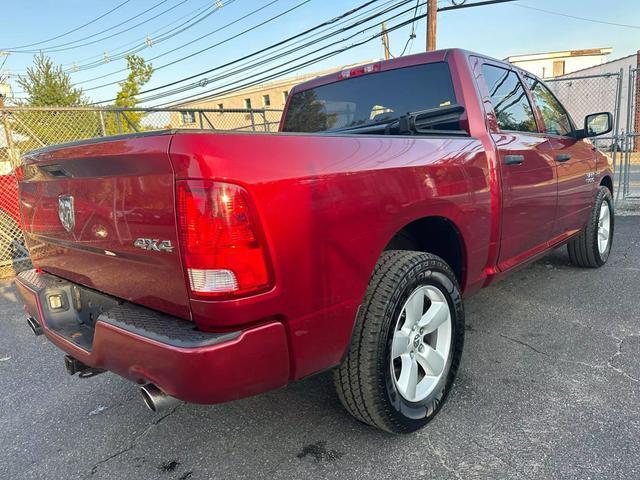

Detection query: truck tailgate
(17, 133), (191, 320)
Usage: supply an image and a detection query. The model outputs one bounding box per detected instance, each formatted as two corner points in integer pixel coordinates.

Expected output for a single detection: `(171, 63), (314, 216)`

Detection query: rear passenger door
(525, 76), (597, 237)
(477, 62), (557, 269)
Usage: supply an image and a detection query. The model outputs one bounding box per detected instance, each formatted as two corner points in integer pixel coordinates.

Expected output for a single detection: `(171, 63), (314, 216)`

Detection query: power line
(438, 0), (518, 11)
(64, 0), (229, 72)
(75, 0), (286, 89)
(2, 0), (132, 50)
(137, 0), (387, 95)
(59, 0), (214, 70)
(82, 0), (314, 94)
(92, 0), (404, 104)
(5, 0), (179, 53)
(155, 8), (430, 107)
(398, 0), (421, 57)
(11, 0), (267, 97)
(513, 3), (640, 29)
(136, 0), (403, 103)
(150, 1), (425, 107)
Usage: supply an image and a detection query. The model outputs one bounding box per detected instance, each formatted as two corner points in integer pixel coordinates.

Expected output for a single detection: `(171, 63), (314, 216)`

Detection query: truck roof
(288, 48), (522, 95)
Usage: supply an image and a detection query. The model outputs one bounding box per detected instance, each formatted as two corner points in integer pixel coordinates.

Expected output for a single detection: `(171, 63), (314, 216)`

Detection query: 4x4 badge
(133, 238), (174, 253)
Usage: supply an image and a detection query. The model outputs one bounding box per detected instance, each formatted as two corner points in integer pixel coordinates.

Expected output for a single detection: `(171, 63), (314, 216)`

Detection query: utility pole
(426, 0), (438, 51)
(381, 22), (391, 60)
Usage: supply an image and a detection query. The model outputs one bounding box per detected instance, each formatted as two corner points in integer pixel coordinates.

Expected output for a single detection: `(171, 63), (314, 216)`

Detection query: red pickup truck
(14, 49), (614, 434)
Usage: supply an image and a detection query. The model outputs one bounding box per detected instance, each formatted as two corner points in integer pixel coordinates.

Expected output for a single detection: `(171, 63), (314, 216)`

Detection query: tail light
(176, 180), (273, 300)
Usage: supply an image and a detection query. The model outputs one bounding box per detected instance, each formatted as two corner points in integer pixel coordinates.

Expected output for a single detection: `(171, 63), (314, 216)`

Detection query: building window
(262, 94), (271, 107)
(552, 60), (565, 77)
(282, 90), (289, 103)
(181, 111), (196, 124)
(244, 98), (252, 109)
(217, 103), (224, 110)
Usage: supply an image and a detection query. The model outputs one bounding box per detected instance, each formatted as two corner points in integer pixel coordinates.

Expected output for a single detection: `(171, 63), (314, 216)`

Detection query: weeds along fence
(0, 106), (284, 278)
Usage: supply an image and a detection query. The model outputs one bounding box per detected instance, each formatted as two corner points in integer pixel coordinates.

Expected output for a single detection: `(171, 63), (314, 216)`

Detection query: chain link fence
(546, 69), (640, 204)
(0, 106), (283, 278)
(546, 70), (624, 161)
(621, 67), (640, 199)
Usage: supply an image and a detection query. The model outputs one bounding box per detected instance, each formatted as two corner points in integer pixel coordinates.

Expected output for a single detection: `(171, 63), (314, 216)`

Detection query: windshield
(282, 62), (457, 133)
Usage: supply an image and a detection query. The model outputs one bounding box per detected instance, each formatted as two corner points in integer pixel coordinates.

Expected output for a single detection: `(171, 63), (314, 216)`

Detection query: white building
(506, 48), (613, 79)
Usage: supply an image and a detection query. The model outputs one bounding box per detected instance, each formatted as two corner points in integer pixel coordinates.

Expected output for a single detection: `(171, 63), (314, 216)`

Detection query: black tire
(333, 250), (464, 434)
(567, 186), (614, 268)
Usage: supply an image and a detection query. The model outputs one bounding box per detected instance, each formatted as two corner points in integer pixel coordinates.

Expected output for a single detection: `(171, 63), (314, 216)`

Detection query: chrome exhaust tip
(140, 384), (181, 413)
(27, 317), (43, 336)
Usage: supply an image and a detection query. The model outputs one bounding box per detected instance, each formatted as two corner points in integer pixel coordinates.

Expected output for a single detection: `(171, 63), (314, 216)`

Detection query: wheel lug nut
(419, 344), (425, 352)
(410, 352), (414, 358)
(419, 327), (424, 334)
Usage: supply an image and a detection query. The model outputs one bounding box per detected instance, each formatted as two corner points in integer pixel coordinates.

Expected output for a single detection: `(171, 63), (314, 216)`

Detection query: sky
(0, 0), (638, 107)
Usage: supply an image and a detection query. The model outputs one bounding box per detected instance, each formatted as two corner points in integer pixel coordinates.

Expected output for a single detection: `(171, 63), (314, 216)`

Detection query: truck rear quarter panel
(170, 132), (492, 379)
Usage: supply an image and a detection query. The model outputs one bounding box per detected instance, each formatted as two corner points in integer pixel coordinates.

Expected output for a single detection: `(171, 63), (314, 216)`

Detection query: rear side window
(525, 77), (573, 136)
(282, 62), (457, 133)
(481, 64), (538, 134)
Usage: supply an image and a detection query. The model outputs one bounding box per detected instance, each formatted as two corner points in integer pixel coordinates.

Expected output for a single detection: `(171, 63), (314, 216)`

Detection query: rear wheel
(333, 250), (464, 434)
(567, 186), (614, 268)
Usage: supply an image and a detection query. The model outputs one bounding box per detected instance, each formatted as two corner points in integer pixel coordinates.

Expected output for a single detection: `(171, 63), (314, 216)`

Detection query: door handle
(504, 155), (524, 165)
(555, 153), (572, 162)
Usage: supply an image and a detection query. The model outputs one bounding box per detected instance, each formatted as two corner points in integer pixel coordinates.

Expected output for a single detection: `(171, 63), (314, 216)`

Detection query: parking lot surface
(1, 217), (639, 480)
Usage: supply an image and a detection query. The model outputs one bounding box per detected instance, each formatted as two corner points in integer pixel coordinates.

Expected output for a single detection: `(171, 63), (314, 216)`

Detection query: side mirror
(578, 112), (612, 138)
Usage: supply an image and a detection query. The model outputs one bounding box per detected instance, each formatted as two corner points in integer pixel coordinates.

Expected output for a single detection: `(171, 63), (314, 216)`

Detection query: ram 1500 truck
(14, 49), (615, 434)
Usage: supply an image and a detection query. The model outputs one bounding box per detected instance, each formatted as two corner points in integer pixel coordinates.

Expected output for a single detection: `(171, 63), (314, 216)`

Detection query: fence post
(249, 110), (256, 132)
(115, 111), (123, 134)
(611, 68), (623, 204)
(623, 66), (635, 199)
(198, 111), (204, 129)
(0, 108), (18, 170)
(261, 110), (269, 132)
(98, 110), (106, 136)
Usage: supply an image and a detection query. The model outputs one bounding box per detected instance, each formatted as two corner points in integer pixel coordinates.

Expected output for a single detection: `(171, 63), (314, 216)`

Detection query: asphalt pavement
(1, 217), (639, 480)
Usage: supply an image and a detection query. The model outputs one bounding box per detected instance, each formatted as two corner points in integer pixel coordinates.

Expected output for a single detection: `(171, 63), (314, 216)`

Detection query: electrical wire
(80, 0), (311, 92)
(150, 1), (426, 107)
(398, 0), (421, 57)
(60, 0), (214, 69)
(135, 0), (402, 103)
(11, 0), (269, 97)
(2, 0), (132, 50)
(91, 0), (401, 103)
(513, 3), (640, 29)
(155, 10), (428, 107)
(64, 0), (230, 72)
(6, 0), (180, 53)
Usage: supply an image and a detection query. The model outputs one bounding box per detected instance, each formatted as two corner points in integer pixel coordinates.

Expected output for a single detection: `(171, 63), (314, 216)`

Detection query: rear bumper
(14, 269), (290, 404)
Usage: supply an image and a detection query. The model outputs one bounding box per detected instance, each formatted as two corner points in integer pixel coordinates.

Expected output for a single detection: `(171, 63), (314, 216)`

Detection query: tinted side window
(526, 77), (573, 136)
(481, 64), (538, 133)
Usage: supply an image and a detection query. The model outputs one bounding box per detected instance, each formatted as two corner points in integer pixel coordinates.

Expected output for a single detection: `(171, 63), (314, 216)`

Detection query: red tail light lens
(176, 180), (273, 299)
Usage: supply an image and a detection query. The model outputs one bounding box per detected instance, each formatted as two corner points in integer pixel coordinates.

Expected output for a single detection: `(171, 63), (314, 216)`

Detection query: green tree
(17, 53), (85, 106)
(106, 54), (154, 134)
(14, 54), (99, 146)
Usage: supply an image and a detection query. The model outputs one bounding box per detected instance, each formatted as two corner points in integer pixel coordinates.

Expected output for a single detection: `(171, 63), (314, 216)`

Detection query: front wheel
(333, 250), (464, 434)
(567, 186), (614, 268)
